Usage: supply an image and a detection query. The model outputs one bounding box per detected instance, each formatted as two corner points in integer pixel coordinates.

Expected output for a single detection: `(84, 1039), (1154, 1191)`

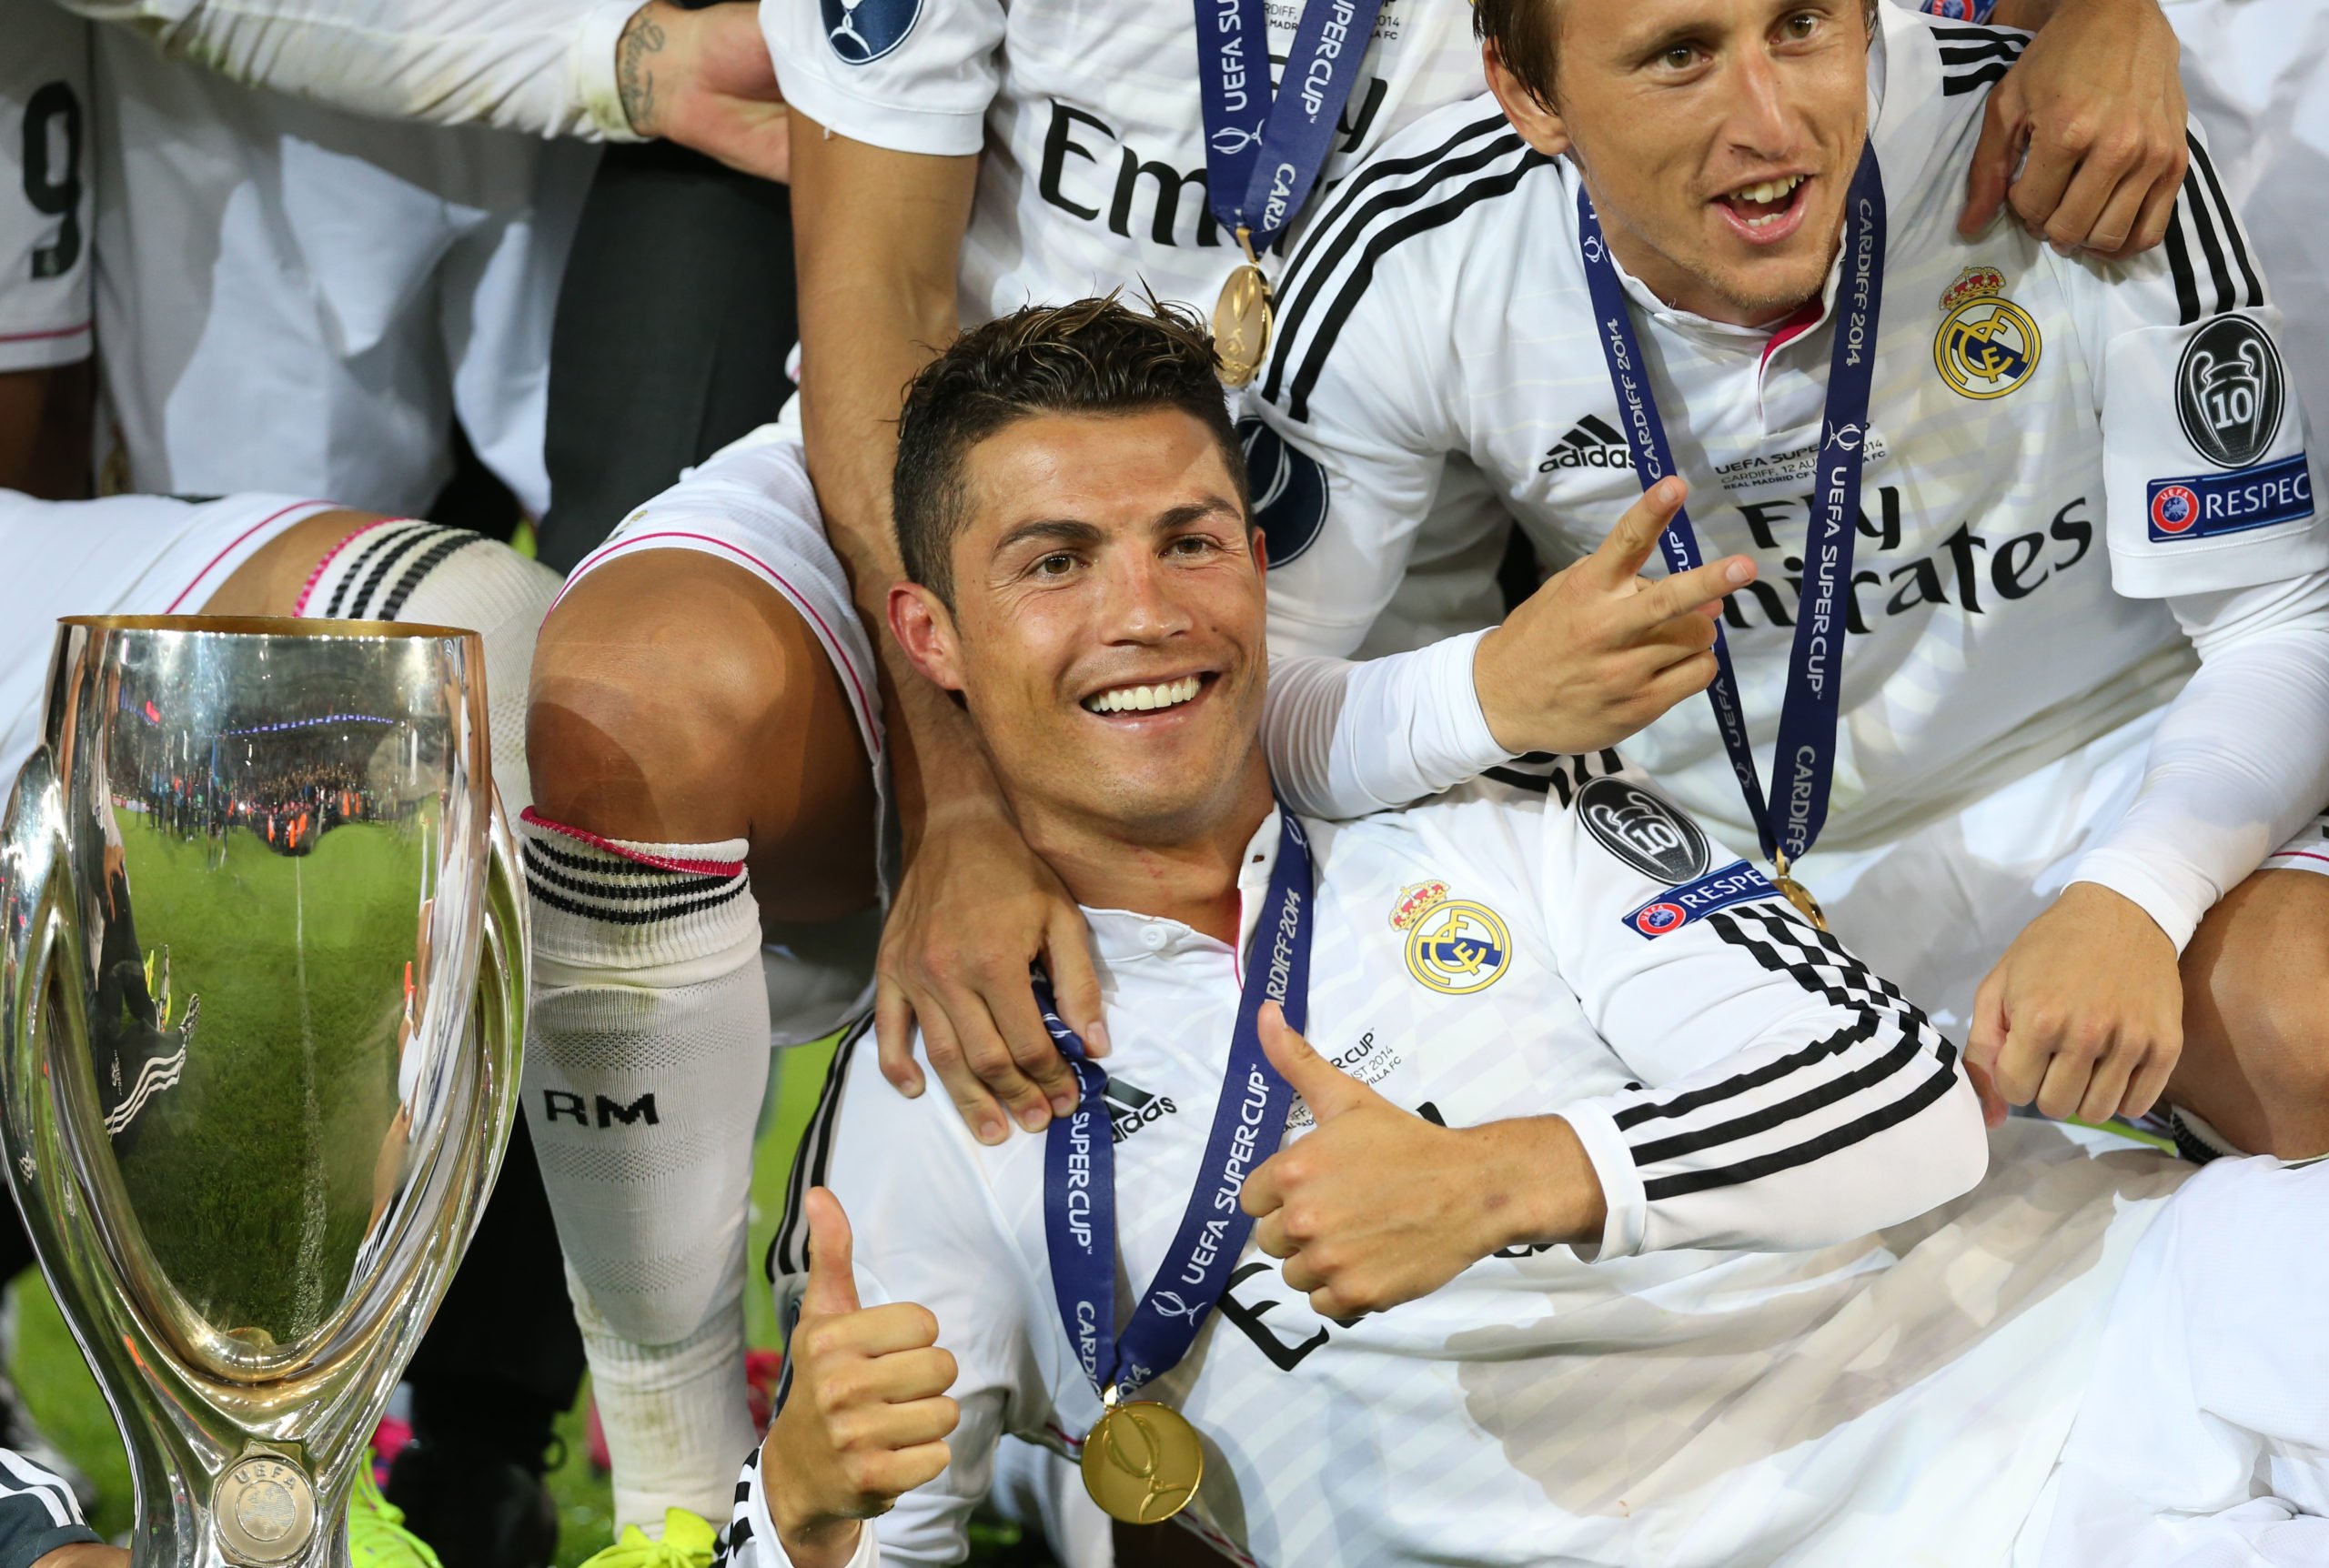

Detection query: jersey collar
(1079, 809), (1289, 971)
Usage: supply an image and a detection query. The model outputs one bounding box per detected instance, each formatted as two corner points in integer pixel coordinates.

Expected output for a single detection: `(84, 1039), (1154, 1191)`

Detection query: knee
(527, 555), (809, 841)
(2182, 877), (2329, 1155)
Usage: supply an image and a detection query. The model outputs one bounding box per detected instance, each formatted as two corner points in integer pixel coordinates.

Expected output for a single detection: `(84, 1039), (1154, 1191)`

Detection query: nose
(1096, 548), (1195, 645)
(1723, 45), (1797, 163)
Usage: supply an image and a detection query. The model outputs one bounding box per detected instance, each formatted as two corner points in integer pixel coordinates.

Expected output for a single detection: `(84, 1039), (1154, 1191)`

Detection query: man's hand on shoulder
(766, 1189), (960, 1568)
(1969, 881), (2183, 1124)
(872, 789), (1102, 1146)
(1241, 1003), (1608, 1318)
(1473, 478), (1755, 759)
(618, 2), (790, 183)
(1960, 0), (2187, 258)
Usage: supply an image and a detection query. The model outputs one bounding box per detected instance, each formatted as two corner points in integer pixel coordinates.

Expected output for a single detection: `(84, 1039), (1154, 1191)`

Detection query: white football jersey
(0, 0), (93, 372)
(734, 762), (2188, 1568)
(1247, 5), (2325, 856)
(764, 0), (1488, 326)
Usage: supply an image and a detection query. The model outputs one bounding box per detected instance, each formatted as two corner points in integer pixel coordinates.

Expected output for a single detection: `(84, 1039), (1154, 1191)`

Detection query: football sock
(299, 521), (560, 816)
(519, 813), (767, 1531)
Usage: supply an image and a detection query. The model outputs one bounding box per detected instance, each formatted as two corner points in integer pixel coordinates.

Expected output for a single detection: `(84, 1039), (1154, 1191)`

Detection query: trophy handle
(465, 788), (529, 1208)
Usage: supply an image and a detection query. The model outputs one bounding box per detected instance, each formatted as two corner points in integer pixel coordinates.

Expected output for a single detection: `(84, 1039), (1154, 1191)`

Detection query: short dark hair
(892, 294), (1249, 606)
(1475, 0), (1880, 110)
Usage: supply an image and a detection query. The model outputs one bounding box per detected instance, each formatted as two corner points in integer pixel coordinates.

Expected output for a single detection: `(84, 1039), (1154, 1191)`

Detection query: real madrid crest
(1392, 881), (1512, 996)
(1934, 266), (2042, 400)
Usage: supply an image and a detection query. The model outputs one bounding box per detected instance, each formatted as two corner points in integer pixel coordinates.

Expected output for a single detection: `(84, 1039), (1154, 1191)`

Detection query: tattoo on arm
(617, 4), (668, 136)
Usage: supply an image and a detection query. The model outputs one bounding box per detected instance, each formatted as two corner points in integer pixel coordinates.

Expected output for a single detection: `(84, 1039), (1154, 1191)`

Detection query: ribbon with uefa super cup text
(1034, 804), (1311, 1412)
(1574, 147), (1887, 899)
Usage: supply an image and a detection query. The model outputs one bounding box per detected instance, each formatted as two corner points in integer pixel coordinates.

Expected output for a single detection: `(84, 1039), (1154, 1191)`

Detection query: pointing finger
(1586, 477), (1689, 586)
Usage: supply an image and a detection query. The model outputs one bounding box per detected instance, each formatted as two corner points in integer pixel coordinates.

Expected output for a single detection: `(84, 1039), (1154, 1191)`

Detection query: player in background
(516, 0), (2195, 1546)
(1, 0), (93, 498)
(1242, 0), (2329, 1160)
(733, 297), (2328, 1568)
(1927, 0), (2329, 427)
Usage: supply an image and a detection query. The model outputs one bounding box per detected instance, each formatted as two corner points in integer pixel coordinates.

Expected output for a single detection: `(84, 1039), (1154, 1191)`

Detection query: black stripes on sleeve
(2163, 132), (2265, 326)
(768, 1016), (872, 1282)
(520, 835), (751, 926)
(1260, 108), (1552, 423)
(1618, 903), (1961, 1204)
(1930, 23), (2029, 96)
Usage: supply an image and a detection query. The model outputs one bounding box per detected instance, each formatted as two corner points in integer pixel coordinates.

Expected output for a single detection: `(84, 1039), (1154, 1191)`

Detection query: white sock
(520, 814), (769, 1531)
(298, 520), (560, 817)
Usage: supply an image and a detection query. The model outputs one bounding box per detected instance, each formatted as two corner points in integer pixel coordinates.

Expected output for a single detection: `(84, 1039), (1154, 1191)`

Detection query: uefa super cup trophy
(0, 616), (528, 1568)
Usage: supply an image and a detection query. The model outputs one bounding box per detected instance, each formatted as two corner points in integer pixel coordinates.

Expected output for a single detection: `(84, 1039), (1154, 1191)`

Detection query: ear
(1485, 40), (1570, 159)
(887, 581), (966, 694)
(1249, 521), (1268, 586)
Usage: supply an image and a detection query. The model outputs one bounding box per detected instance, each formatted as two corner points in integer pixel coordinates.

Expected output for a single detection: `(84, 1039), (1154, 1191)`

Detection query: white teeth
(1731, 174), (1805, 207)
(1083, 676), (1204, 715)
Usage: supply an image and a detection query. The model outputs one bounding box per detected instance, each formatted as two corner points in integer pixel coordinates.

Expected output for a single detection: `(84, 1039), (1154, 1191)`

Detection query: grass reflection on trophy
(0, 616), (528, 1568)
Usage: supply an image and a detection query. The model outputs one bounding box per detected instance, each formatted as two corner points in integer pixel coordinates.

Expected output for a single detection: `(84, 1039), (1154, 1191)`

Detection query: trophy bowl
(0, 617), (528, 1568)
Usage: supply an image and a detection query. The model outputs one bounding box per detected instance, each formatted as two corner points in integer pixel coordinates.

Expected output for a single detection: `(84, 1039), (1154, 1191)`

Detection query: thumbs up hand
(1240, 1004), (1608, 1319)
(763, 1188), (962, 1568)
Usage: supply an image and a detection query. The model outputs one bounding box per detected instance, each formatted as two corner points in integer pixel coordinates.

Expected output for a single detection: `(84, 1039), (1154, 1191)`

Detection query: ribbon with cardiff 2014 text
(1573, 146), (1887, 871)
(1194, 0), (1386, 251)
(1034, 804), (1312, 1406)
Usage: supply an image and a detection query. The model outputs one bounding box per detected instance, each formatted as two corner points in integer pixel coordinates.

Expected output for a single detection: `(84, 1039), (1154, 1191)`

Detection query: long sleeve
(1264, 633), (1512, 819)
(1528, 758), (1987, 1260)
(52, 0), (643, 140)
(2068, 570), (2329, 950)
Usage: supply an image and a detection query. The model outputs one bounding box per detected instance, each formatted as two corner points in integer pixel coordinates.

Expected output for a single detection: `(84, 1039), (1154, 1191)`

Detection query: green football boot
(348, 1452), (447, 1568)
(574, 1508), (719, 1568)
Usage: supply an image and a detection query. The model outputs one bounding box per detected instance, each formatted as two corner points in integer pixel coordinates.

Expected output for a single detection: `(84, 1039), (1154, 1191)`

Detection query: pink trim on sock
(293, 517), (411, 616)
(164, 499), (337, 612)
(2267, 849), (2329, 869)
(518, 807), (747, 877)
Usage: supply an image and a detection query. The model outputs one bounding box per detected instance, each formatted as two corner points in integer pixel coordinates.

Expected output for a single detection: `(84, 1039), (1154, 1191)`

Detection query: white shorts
(90, 30), (595, 513)
(557, 427), (888, 1047)
(0, 488), (337, 786)
(1797, 706), (2329, 1036)
(0, 1), (92, 372)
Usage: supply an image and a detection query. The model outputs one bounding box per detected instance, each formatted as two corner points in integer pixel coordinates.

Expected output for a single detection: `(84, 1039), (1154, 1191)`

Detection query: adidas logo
(1103, 1077), (1177, 1144)
(1538, 414), (1631, 472)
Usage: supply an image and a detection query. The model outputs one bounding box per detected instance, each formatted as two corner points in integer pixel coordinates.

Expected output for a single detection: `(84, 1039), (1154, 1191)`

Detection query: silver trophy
(0, 616), (528, 1568)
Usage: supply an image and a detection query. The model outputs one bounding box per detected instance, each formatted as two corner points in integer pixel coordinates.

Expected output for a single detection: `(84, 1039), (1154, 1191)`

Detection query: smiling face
(1488, 0), (1871, 326)
(890, 406), (1274, 849)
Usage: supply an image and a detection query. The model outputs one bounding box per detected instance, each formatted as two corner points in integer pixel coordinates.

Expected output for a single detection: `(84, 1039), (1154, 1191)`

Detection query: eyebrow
(992, 497), (1244, 558)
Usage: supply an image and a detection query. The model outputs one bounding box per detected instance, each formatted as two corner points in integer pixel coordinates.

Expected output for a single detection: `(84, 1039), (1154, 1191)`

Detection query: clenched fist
(764, 1189), (961, 1568)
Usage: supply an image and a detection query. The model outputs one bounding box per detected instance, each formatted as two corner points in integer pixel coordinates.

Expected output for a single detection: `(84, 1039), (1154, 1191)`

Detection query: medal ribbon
(1036, 805), (1312, 1404)
(1573, 147), (1887, 864)
(1194, 0), (1388, 249)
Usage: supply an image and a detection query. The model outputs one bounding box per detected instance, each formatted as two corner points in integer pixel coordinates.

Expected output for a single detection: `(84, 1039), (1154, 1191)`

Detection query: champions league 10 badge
(1933, 266), (2042, 401)
(823, 0), (923, 65)
(2175, 315), (2286, 470)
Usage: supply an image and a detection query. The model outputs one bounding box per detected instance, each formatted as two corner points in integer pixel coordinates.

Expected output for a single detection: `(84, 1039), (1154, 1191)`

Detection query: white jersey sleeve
(744, 1021), (1051, 1568)
(2064, 124), (2326, 597)
(1519, 757), (1988, 1260)
(764, 0), (1002, 156)
(0, 0), (91, 372)
(52, 0), (640, 140)
(1247, 104), (1537, 660)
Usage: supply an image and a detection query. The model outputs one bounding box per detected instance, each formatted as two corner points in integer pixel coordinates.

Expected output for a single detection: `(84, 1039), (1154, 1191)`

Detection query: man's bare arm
(791, 116), (1099, 1143)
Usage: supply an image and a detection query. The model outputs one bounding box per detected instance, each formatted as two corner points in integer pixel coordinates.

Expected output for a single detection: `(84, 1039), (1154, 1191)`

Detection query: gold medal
(1080, 1397), (1205, 1525)
(1771, 852), (1828, 931)
(1212, 227), (1273, 388)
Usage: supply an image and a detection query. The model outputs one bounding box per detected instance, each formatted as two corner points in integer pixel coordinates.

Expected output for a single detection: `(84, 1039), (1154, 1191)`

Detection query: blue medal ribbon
(1194, 0), (1387, 252)
(1573, 148), (1888, 864)
(1036, 805), (1313, 1403)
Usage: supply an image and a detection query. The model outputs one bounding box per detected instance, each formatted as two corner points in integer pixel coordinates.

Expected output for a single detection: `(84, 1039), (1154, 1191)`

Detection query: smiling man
(1245, 0), (2329, 1160)
(692, 297), (2327, 1568)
